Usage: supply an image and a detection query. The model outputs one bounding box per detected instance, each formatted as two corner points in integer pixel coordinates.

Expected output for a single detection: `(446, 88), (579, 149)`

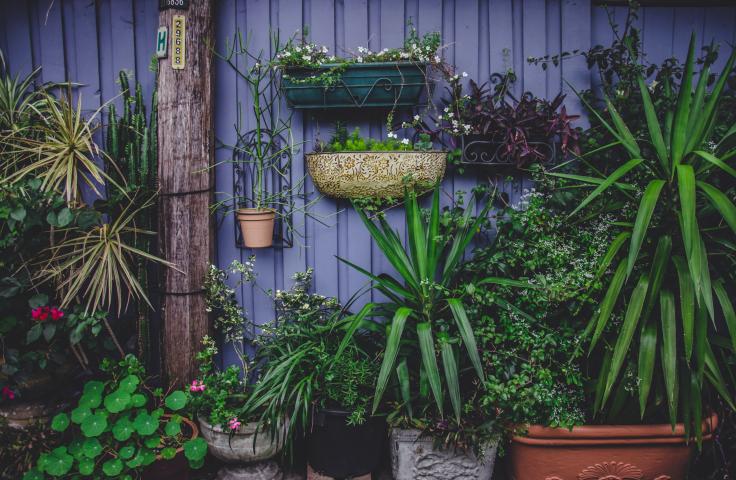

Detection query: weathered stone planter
(390, 428), (497, 480)
(198, 417), (282, 464)
(507, 413), (718, 480)
(0, 400), (57, 429)
(305, 151), (446, 199)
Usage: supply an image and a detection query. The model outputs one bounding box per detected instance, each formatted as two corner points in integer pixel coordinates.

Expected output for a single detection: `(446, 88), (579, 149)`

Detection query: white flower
(462, 71), (468, 77)
(321, 46), (328, 53)
(303, 55), (311, 61)
(357, 46), (367, 53)
(413, 115), (420, 121)
(357, 57), (363, 63)
(401, 138), (410, 145)
(434, 55), (441, 63)
(387, 131), (398, 139)
(447, 112), (454, 118)
(444, 107), (449, 113)
(329, 55), (336, 61)
(452, 74), (459, 81)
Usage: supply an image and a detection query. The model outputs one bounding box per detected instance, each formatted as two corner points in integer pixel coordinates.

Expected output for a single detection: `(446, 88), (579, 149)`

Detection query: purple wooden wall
(2, 1), (736, 365)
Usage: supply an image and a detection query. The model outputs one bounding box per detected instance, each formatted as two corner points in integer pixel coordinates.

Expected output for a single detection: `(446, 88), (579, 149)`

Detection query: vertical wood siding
(2, 1), (735, 365)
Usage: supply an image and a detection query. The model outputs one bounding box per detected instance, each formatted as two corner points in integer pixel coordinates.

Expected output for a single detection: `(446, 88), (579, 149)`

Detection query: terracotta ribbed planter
(305, 151), (446, 199)
(507, 414), (718, 480)
(236, 208), (276, 248)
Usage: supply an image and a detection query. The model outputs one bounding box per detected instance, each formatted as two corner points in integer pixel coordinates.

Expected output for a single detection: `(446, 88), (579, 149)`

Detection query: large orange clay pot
(507, 414), (717, 480)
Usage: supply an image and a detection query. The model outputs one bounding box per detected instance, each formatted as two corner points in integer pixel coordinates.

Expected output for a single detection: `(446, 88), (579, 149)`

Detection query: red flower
(1, 386), (15, 401)
(31, 306), (50, 321)
(50, 307), (64, 321)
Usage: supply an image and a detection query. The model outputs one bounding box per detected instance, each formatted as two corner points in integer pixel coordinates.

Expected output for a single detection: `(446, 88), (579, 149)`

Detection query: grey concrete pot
(198, 417), (282, 464)
(390, 428), (497, 480)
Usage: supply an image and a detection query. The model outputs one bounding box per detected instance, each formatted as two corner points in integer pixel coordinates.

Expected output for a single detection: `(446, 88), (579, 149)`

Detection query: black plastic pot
(307, 409), (386, 478)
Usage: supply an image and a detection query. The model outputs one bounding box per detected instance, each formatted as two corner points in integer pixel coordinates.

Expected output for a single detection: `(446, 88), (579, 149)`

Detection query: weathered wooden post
(157, 0), (215, 385)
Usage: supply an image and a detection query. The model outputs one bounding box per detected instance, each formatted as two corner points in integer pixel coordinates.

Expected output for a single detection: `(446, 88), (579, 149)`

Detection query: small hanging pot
(236, 208), (276, 248)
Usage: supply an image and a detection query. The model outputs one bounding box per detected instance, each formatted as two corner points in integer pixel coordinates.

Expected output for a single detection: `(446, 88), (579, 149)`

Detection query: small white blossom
(413, 114), (420, 121)
(462, 71), (468, 77)
(401, 138), (410, 145)
(387, 131), (398, 139)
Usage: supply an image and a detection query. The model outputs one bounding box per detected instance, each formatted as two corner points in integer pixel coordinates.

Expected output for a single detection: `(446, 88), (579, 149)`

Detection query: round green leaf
(164, 390), (187, 411)
(112, 418), (135, 442)
(189, 457), (205, 470)
(133, 412), (158, 436)
(83, 380), (105, 396)
(183, 438), (207, 462)
(22, 469), (44, 480)
(78, 392), (102, 409)
(82, 438), (102, 459)
(43, 447), (73, 476)
(71, 406), (92, 424)
(119, 375), (140, 393)
(103, 389), (131, 414)
(119, 445), (136, 460)
(164, 419), (181, 437)
(78, 457), (95, 476)
(56, 208), (73, 227)
(144, 436), (160, 449)
(81, 413), (107, 438)
(50, 413), (69, 432)
(160, 447), (177, 460)
(67, 438), (84, 457)
(102, 458), (123, 477)
(129, 393), (147, 408)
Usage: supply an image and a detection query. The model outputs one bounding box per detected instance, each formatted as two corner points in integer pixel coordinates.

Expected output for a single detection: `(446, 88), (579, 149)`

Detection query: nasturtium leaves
(164, 419), (181, 436)
(78, 457), (95, 476)
(78, 392), (102, 409)
(119, 445), (136, 460)
(130, 393), (147, 408)
(83, 380), (105, 396)
(67, 438), (84, 457)
(22, 469), (44, 480)
(51, 413), (70, 432)
(10, 206), (26, 221)
(102, 458), (123, 477)
(183, 438), (207, 461)
(144, 435), (161, 449)
(71, 406), (92, 424)
(81, 413), (108, 437)
(42, 447), (73, 476)
(160, 447), (177, 460)
(56, 208), (73, 227)
(119, 375), (140, 393)
(82, 437), (103, 458)
(189, 457), (205, 469)
(133, 412), (158, 436)
(164, 390), (187, 411)
(112, 418), (135, 441)
(104, 389), (131, 413)
(137, 447), (156, 466)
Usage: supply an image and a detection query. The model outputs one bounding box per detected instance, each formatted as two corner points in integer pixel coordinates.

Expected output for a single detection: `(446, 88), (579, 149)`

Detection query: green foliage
(242, 269), (376, 456)
(562, 33), (736, 434)
(460, 191), (613, 430)
(341, 185), (504, 425)
(28, 356), (202, 479)
(316, 126), (431, 152)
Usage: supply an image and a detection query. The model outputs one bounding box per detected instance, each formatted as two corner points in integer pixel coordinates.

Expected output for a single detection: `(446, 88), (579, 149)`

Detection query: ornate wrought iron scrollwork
(459, 135), (556, 167)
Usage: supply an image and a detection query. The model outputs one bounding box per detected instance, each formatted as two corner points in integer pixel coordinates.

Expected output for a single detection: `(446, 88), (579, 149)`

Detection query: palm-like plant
(566, 33), (736, 437)
(342, 186), (515, 422)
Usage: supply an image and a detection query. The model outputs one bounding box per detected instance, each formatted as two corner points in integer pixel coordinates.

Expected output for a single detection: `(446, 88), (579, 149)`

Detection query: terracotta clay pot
(507, 413), (718, 480)
(236, 208), (276, 248)
(141, 415), (199, 480)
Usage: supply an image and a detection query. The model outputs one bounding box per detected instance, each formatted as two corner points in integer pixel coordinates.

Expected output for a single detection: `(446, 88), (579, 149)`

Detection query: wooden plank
(672, 7), (704, 59)
(522, 0), (547, 97)
(134, 0), (160, 103)
(2, 1), (35, 78)
(35, 0), (66, 84)
(561, 0), (591, 128)
(640, 6), (674, 69)
(702, 6), (736, 72)
(545, 0), (562, 98)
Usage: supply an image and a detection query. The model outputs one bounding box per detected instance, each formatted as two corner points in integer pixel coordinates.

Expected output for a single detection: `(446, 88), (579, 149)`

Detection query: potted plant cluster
(23, 355), (205, 480)
(276, 26), (440, 109)
(307, 123), (446, 199)
(242, 269), (384, 479)
(189, 258), (284, 477)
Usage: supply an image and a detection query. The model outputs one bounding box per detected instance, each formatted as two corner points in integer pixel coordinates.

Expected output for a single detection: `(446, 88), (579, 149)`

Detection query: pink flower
(50, 307), (64, 321)
(1, 386), (15, 401)
(228, 418), (241, 430)
(189, 380), (205, 392)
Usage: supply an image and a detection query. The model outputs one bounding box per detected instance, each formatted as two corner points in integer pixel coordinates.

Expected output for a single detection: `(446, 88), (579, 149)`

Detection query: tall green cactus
(105, 71), (159, 367)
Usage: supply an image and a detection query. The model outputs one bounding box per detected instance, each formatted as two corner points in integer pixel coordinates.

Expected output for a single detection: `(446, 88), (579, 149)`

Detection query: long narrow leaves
(417, 323), (443, 417)
(371, 307), (410, 413)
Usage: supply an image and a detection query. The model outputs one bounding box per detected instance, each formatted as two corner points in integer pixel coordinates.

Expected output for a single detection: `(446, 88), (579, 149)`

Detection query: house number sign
(171, 15), (186, 70)
(159, 0), (189, 10)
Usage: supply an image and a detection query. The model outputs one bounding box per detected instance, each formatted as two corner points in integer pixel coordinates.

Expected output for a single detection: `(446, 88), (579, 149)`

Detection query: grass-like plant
(342, 185), (520, 422)
(564, 33), (736, 437)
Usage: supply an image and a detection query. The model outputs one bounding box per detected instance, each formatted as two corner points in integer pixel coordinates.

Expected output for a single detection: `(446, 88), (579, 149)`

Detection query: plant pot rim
(306, 150), (447, 155)
(236, 207), (276, 215)
(158, 414), (198, 459)
(198, 416), (261, 435)
(284, 61), (429, 70)
(511, 412), (718, 447)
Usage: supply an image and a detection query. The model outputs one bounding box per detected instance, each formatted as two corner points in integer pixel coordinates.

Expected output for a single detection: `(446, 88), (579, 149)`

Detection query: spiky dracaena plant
(105, 71), (159, 361)
(565, 33), (736, 440)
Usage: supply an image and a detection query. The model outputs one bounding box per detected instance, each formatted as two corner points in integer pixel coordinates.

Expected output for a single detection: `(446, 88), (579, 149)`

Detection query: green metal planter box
(281, 62), (428, 109)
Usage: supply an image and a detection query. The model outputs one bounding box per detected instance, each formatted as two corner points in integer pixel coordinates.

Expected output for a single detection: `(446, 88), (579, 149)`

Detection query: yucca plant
(37, 194), (175, 315)
(2, 90), (112, 205)
(565, 33), (736, 438)
(0, 50), (45, 136)
(341, 186), (518, 422)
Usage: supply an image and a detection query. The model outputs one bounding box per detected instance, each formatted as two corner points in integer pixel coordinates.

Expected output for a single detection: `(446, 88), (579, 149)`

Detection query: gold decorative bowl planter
(305, 150), (447, 199)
